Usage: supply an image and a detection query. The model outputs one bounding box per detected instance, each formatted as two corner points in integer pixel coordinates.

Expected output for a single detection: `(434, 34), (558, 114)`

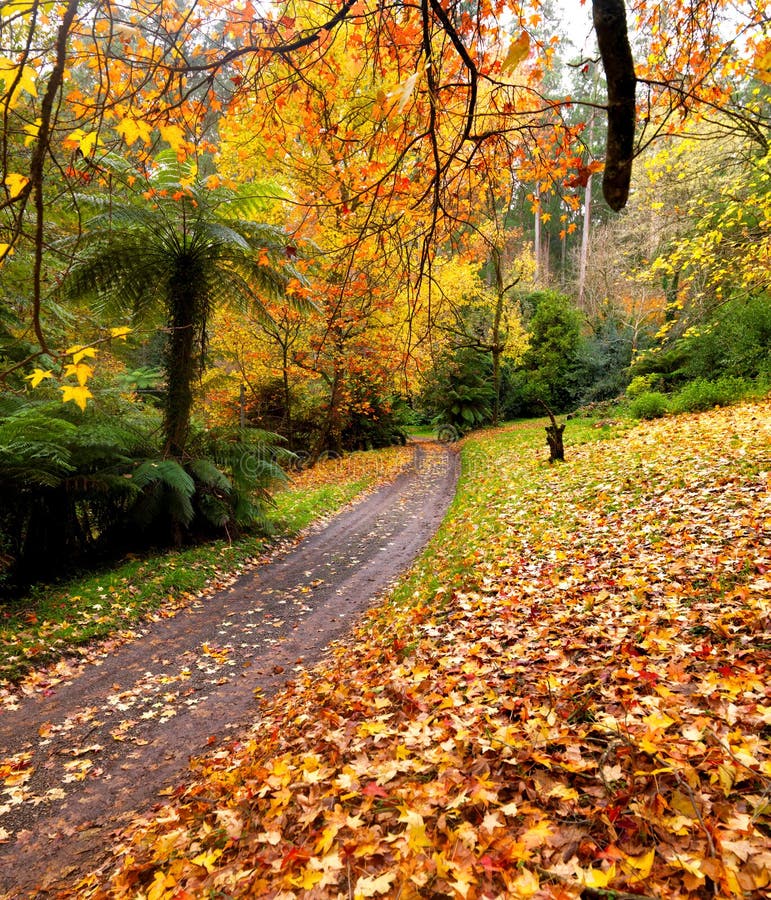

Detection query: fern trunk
(164, 278), (200, 458)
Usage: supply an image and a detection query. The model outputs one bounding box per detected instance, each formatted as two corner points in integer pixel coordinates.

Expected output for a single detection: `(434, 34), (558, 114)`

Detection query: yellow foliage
(60, 384), (93, 411)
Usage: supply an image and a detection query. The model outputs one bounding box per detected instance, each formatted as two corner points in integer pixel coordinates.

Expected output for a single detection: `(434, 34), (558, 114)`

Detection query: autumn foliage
(64, 403), (771, 900)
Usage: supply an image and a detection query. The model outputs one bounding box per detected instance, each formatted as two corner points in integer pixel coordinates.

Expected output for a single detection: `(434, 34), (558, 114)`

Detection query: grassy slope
(0, 445), (413, 689)
(90, 402), (770, 899)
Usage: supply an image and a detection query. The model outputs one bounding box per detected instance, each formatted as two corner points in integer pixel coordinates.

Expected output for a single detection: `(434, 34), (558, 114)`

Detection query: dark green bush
(631, 293), (771, 389)
(503, 290), (586, 416)
(0, 392), (287, 592)
(680, 294), (771, 382)
(420, 347), (494, 434)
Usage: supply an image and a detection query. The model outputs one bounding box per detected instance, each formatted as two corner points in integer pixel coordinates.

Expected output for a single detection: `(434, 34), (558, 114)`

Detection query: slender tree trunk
(534, 184), (542, 283)
(314, 368), (343, 460)
(579, 168), (593, 305)
(164, 284), (198, 458)
(281, 342), (293, 448)
(491, 249), (505, 427)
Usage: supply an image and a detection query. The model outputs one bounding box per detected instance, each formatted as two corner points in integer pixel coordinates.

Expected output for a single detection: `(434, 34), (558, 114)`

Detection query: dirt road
(0, 442), (458, 896)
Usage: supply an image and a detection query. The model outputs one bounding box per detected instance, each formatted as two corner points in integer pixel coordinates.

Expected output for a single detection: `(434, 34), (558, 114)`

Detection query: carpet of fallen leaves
(75, 404), (769, 899)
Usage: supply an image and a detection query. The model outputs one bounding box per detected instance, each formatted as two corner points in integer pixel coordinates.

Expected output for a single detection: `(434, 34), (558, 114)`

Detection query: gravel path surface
(0, 441), (458, 896)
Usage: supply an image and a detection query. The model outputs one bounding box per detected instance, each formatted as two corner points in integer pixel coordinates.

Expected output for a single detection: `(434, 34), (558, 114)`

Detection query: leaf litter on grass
(72, 403), (769, 899)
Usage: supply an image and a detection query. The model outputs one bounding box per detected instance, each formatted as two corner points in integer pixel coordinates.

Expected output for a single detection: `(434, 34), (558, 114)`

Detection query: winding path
(0, 442), (458, 896)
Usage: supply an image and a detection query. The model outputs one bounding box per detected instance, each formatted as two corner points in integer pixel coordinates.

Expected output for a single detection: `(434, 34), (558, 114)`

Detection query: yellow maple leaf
(4, 173), (29, 199)
(642, 709), (675, 731)
(623, 848), (655, 882)
(315, 822), (340, 855)
(23, 117), (41, 147)
(0, 2), (38, 21)
(509, 867), (539, 896)
(160, 123), (187, 153)
(146, 870), (176, 900)
(116, 116), (152, 146)
(109, 325), (132, 340)
(0, 59), (37, 103)
(520, 818), (553, 849)
(291, 866), (323, 890)
(64, 362), (94, 386)
(26, 368), (54, 388)
(501, 31), (531, 74)
(16, 64), (37, 97)
(400, 809), (432, 851)
(754, 48), (771, 84)
(66, 344), (98, 365)
(191, 846), (223, 873)
(60, 384), (93, 411)
(62, 128), (99, 156)
(583, 863), (616, 888)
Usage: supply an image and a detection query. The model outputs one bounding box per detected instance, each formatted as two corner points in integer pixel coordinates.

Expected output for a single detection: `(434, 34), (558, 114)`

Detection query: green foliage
(678, 294), (771, 382)
(626, 373), (660, 398)
(0, 395), (152, 588)
(116, 365), (164, 393)
(629, 391), (669, 419)
(669, 377), (756, 414)
(0, 391), (290, 591)
(504, 290), (585, 416)
(420, 347), (494, 433)
(188, 426), (290, 532)
(632, 293), (771, 390)
(575, 315), (635, 403)
(60, 151), (303, 457)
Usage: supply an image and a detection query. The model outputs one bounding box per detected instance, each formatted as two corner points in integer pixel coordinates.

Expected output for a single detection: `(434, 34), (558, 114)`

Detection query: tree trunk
(546, 421), (566, 463)
(281, 342), (294, 449)
(578, 114), (595, 306)
(491, 248), (505, 427)
(534, 184), (542, 283)
(164, 283), (199, 458)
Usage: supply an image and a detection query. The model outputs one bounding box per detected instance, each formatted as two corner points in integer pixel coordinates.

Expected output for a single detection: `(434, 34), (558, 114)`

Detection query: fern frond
(132, 459), (195, 495)
(186, 458), (232, 493)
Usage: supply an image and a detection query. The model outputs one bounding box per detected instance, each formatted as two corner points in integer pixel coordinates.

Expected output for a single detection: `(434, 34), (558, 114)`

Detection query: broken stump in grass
(538, 399), (566, 463)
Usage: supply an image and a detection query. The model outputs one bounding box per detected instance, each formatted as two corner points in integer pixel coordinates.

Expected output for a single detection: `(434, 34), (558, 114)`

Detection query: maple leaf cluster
(67, 403), (770, 900)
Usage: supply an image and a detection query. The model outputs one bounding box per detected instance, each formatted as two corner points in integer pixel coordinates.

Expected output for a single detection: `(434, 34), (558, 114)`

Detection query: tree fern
(62, 153), (308, 457)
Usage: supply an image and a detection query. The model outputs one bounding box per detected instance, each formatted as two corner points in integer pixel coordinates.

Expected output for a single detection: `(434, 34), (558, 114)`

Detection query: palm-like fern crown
(58, 150), (310, 457)
(63, 151), (302, 332)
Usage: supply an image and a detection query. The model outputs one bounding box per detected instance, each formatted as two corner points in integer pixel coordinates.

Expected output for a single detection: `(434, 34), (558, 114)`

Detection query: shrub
(669, 376), (752, 414)
(420, 347), (494, 434)
(680, 294), (771, 382)
(626, 373), (661, 399)
(514, 290), (585, 413)
(630, 391), (669, 419)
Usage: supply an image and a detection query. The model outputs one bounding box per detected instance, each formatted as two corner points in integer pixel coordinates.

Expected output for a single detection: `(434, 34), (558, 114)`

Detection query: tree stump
(545, 421), (566, 463)
(538, 399), (566, 463)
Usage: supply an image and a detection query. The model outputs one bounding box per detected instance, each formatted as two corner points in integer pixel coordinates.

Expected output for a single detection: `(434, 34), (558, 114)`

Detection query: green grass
(405, 424), (438, 438)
